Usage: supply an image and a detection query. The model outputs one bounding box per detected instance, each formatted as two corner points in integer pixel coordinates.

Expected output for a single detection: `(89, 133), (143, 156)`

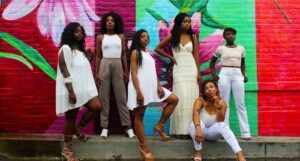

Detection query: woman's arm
(210, 56), (218, 81)
(154, 34), (177, 64)
(192, 34), (201, 84)
(193, 98), (204, 127)
(215, 99), (227, 122)
(193, 98), (204, 143)
(58, 48), (76, 104)
(120, 34), (129, 82)
(241, 57), (248, 83)
(95, 35), (103, 85)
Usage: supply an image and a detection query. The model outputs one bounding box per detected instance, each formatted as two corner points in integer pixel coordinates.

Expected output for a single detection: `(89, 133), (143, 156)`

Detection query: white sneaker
(126, 129), (136, 138)
(100, 129), (108, 138)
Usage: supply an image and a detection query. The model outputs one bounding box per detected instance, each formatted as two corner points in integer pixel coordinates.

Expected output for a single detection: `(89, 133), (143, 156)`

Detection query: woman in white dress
(56, 22), (102, 161)
(128, 29), (178, 161)
(155, 13), (201, 138)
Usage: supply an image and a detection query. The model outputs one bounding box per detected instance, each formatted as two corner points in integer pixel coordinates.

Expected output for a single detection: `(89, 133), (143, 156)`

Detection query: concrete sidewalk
(0, 134), (299, 161)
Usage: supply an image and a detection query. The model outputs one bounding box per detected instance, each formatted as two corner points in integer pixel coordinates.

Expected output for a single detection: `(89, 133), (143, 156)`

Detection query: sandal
(192, 157), (202, 161)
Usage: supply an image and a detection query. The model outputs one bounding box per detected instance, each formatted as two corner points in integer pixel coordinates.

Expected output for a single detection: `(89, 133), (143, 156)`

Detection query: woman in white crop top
(95, 12), (135, 138)
(210, 27), (251, 140)
(190, 80), (247, 161)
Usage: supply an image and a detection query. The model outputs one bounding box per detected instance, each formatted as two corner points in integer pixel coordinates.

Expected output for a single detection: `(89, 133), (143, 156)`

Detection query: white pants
(189, 121), (242, 153)
(218, 67), (251, 138)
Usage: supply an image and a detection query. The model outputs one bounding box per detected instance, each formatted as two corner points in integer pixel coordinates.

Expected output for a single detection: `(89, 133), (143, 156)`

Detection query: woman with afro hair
(95, 12), (135, 138)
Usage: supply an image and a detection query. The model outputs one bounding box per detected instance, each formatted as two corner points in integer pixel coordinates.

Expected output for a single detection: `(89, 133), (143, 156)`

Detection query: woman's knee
(134, 107), (146, 120)
(168, 94), (179, 105)
(89, 97), (102, 112)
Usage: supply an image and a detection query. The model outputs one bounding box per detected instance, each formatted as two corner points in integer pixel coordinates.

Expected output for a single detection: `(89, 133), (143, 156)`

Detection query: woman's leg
(189, 121), (206, 160)
(62, 108), (79, 161)
(232, 74), (251, 139)
(134, 106), (154, 160)
(158, 93), (178, 125)
(111, 60), (134, 135)
(206, 122), (245, 160)
(154, 93), (178, 141)
(218, 68), (232, 126)
(134, 106), (148, 150)
(74, 96), (102, 140)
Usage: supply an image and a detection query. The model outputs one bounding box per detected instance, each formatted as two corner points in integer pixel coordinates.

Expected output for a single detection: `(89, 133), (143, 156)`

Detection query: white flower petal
(49, 2), (66, 46)
(79, 0), (100, 22)
(37, 0), (54, 36)
(62, 0), (78, 22)
(3, 0), (42, 20)
(74, 0), (94, 36)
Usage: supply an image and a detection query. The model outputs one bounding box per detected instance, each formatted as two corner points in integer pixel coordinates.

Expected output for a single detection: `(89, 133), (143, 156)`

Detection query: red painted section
(256, 0), (300, 136)
(0, 2), (57, 133)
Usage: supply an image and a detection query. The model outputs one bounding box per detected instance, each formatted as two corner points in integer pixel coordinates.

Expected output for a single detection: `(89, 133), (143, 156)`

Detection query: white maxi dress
(170, 42), (199, 135)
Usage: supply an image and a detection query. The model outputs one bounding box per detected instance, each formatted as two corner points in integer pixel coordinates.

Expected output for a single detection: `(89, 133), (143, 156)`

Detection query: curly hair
(101, 12), (124, 34)
(129, 29), (149, 67)
(170, 12), (194, 50)
(201, 79), (219, 101)
(60, 22), (86, 51)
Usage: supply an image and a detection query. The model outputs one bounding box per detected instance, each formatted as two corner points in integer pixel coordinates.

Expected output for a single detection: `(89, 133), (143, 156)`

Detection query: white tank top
(200, 107), (217, 127)
(102, 34), (122, 58)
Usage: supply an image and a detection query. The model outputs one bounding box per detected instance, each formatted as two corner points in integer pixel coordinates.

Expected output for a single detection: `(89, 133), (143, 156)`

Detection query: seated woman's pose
(189, 79), (246, 161)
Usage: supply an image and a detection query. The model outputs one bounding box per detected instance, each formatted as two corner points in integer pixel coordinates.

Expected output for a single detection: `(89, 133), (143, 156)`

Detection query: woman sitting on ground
(189, 79), (247, 161)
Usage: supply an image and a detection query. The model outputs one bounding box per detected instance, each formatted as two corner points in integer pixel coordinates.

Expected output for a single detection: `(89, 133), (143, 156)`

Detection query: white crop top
(214, 45), (245, 67)
(102, 34), (122, 58)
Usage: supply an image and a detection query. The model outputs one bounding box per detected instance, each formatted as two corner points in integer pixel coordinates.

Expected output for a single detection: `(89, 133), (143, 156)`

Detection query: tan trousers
(98, 58), (131, 128)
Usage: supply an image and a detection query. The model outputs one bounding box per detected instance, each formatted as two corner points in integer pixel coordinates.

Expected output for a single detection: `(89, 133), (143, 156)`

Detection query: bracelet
(194, 124), (200, 127)
(64, 76), (72, 83)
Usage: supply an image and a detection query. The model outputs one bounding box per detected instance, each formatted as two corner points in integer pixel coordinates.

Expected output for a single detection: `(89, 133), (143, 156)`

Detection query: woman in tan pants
(95, 12), (135, 138)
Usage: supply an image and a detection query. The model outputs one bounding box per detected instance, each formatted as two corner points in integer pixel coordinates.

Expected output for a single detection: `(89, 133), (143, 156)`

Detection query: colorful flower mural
(2, 0), (100, 46)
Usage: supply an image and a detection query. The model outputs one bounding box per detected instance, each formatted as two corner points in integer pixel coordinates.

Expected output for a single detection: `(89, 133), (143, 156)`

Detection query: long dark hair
(201, 79), (219, 101)
(170, 13), (194, 50)
(101, 12), (124, 34)
(129, 29), (149, 67)
(61, 22), (86, 51)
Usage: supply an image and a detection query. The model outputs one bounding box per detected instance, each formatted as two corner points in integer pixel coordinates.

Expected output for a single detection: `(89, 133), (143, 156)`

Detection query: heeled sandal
(61, 148), (79, 161)
(139, 147), (154, 161)
(153, 124), (170, 141)
(193, 157), (202, 161)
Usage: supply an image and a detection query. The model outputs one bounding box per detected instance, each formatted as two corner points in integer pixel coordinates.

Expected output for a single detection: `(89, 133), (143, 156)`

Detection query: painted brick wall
(0, 0), (300, 136)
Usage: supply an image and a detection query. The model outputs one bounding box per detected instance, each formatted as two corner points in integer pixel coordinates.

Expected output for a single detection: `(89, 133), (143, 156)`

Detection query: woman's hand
(95, 75), (101, 86)
(85, 48), (93, 60)
(197, 74), (202, 85)
(69, 91), (77, 104)
(170, 57), (177, 65)
(123, 72), (129, 83)
(157, 85), (165, 99)
(211, 95), (220, 104)
(212, 75), (219, 82)
(195, 127), (204, 144)
(137, 91), (144, 106)
(244, 76), (248, 83)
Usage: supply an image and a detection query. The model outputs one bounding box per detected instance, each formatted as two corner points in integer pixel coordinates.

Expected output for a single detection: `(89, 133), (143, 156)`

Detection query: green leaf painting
(145, 8), (169, 25)
(0, 31), (56, 80)
(146, 0), (226, 29)
(0, 52), (33, 69)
